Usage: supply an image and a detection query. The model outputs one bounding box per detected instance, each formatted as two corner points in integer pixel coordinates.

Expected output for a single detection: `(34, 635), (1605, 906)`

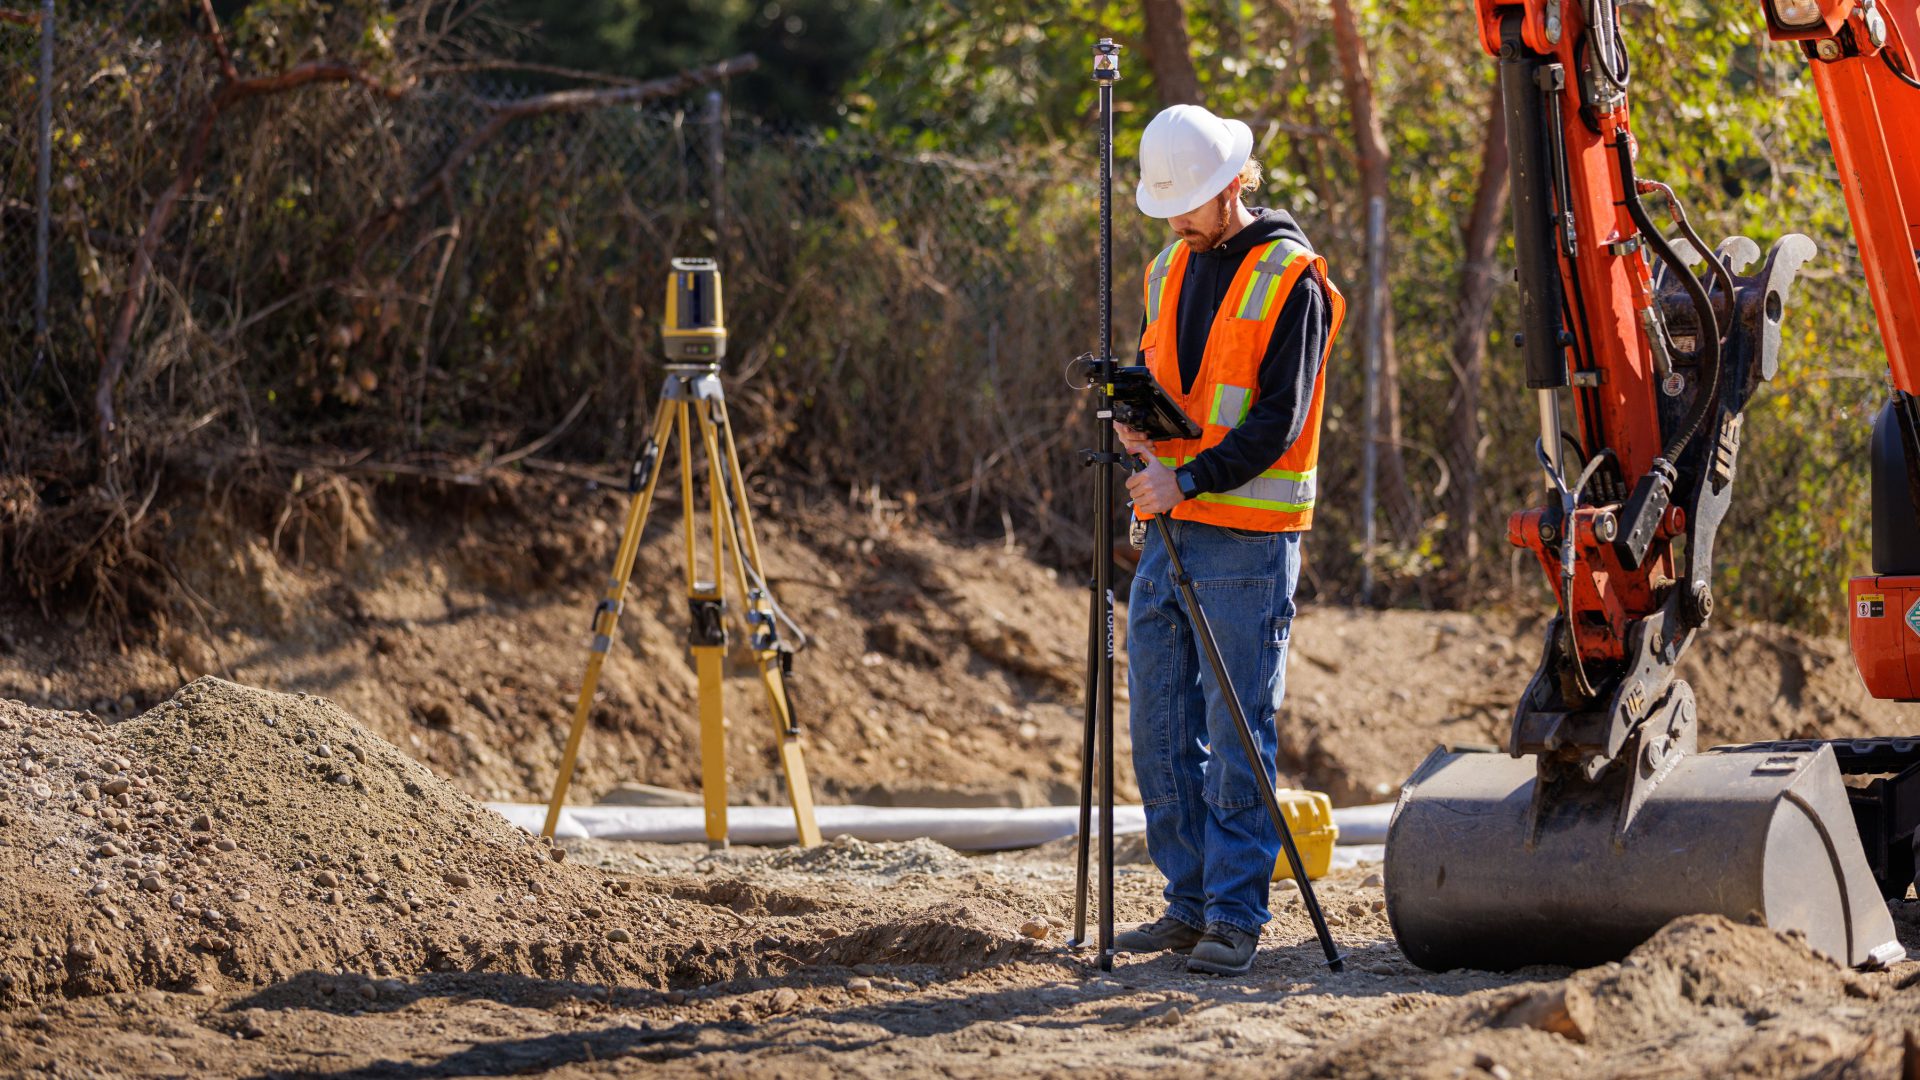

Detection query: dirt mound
(0, 678), (1061, 1022)
(761, 835), (970, 877)
(0, 679), (770, 1005)
(1572, 916), (1856, 1043)
(1294, 915), (1915, 1080)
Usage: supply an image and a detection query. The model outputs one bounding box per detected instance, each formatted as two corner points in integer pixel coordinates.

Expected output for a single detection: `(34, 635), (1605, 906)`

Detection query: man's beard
(1179, 190), (1236, 252)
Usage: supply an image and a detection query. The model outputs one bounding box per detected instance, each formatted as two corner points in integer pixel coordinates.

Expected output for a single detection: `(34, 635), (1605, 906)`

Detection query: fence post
(706, 88), (726, 243)
(1360, 194), (1385, 605)
(33, 0), (53, 369)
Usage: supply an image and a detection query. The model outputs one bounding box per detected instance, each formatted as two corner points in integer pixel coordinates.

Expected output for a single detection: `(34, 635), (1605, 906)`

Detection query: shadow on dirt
(234, 937), (1521, 1077)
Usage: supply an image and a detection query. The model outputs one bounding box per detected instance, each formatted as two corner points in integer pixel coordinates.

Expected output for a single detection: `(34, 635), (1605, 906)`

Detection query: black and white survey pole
(1069, 36), (1123, 971)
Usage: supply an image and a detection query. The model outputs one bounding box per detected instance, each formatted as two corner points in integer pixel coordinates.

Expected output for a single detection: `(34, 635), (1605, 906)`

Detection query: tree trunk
(1140, 0), (1203, 106)
(1328, 0), (1418, 537)
(1443, 79), (1512, 597)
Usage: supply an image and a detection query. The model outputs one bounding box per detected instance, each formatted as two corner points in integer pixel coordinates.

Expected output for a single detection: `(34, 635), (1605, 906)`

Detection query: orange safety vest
(1134, 236), (1345, 532)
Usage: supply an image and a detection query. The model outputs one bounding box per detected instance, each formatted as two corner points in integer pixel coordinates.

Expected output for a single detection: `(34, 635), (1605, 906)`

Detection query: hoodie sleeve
(1181, 269), (1328, 498)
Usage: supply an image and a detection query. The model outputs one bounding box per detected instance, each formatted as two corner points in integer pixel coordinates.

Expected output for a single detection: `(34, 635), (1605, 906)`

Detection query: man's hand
(1112, 420), (1153, 460)
(1126, 454), (1185, 515)
(1113, 421), (1186, 514)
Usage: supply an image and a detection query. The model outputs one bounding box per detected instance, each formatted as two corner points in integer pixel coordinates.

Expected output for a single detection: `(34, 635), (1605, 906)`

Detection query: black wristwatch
(1175, 467), (1200, 501)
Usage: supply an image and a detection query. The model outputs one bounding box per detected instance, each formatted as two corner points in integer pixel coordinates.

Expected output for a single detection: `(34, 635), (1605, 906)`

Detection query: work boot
(1113, 914), (1205, 954)
(1187, 923), (1259, 975)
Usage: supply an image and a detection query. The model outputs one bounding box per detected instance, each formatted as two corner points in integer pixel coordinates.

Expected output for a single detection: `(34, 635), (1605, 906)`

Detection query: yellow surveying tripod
(541, 259), (821, 848)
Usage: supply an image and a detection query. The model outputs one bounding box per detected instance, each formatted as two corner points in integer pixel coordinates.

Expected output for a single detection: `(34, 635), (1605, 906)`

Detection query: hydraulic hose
(1637, 178), (1736, 333)
(1886, 46), (1920, 91)
(1584, 0), (1632, 95)
(1614, 137), (1721, 464)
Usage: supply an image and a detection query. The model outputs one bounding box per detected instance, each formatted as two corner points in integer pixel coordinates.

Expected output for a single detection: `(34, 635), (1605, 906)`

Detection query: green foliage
(487, 0), (887, 124)
(846, 0), (1145, 147)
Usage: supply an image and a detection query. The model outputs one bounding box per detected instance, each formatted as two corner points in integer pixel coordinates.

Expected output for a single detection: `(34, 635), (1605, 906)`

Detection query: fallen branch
(489, 386), (595, 468)
(419, 59), (661, 88)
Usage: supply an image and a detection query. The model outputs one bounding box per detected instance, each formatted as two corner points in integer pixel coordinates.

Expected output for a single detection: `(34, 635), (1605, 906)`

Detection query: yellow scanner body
(663, 257), (726, 363)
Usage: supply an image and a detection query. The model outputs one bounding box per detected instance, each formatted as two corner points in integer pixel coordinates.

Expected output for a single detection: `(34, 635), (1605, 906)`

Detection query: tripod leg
(707, 398), (822, 847)
(688, 400), (732, 850)
(693, 630), (728, 849)
(542, 397), (678, 838)
(711, 396), (770, 569)
(1150, 515), (1345, 971)
(678, 402), (701, 596)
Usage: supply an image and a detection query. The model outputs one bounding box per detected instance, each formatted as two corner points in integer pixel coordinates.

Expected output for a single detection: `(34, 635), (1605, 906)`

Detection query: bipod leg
(1150, 514), (1346, 971)
(1068, 570), (1100, 948)
(703, 395), (821, 847)
(542, 396), (679, 838)
(1098, 546), (1116, 972)
(1087, 441), (1118, 973)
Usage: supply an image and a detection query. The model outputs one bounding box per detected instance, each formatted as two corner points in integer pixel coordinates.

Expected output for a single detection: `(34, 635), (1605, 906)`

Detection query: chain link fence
(0, 4), (53, 385)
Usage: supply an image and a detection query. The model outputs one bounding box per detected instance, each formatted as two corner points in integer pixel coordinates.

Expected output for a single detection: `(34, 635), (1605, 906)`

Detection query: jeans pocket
(1222, 526), (1273, 544)
(1265, 615), (1292, 713)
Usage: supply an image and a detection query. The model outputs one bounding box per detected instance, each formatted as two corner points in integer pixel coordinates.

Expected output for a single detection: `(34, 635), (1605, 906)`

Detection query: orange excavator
(1385, 0), (1920, 969)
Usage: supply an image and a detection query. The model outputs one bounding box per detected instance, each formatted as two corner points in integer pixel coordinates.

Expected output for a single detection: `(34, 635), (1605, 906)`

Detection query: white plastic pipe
(486, 801), (1398, 852)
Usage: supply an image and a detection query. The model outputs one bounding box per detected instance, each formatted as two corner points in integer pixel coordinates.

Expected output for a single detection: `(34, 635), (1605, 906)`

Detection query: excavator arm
(1384, 0), (1919, 972)
(1829, 0), (1920, 698)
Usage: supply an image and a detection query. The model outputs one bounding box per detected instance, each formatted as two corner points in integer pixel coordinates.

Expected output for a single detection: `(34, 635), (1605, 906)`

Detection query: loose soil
(1, 475), (1916, 1077)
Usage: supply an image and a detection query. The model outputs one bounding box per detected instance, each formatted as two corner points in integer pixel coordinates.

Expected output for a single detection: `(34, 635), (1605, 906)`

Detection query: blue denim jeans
(1126, 518), (1300, 936)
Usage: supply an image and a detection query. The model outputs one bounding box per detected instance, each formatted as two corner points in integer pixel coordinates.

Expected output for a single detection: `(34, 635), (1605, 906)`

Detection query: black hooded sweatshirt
(1134, 208), (1330, 498)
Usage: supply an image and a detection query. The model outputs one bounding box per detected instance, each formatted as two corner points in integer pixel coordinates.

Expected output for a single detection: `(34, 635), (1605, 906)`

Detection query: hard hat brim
(1134, 119), (1254, 219)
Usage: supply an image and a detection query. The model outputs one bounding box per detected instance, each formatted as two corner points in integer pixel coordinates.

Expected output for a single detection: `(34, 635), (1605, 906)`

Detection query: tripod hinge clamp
(629, 441), (661, 495)
(591, 598), (623, 634)
(1078, 450), (1130, 468)
(748, 608), (779, 652)
(688, 597), (727, 648)
(777, 648), (801, 736)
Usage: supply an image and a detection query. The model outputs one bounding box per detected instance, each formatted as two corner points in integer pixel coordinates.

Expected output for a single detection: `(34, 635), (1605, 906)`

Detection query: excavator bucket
(1384, 742), (1905, 972)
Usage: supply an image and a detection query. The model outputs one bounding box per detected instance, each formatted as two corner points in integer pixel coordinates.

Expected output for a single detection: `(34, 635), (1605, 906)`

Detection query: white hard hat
(1135, 105), (1254, 219)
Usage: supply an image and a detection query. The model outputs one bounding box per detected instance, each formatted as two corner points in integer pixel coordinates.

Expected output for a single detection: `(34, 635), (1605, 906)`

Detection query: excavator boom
(1386, 0), (1920, 971)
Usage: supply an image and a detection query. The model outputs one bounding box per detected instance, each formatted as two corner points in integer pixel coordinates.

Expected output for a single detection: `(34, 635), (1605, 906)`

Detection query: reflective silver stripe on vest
(1199, 469), (1318, 513)
(1145, 245), (1179, 324)
(1211, 384), (1252, 427)
(1235, 243), (1304, 321)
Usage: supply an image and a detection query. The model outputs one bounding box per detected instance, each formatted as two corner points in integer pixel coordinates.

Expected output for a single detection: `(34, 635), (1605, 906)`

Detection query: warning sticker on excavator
(1905, 597), (1920, 637)
(1858, 593), (1885, 618)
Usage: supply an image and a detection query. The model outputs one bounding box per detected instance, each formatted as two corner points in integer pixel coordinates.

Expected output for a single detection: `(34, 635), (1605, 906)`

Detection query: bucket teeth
(1384, 742), (1904, 972)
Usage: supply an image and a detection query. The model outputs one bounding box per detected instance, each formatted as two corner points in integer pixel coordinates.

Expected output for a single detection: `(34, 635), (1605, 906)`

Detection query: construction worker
(1112, 104), (1344, 975)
